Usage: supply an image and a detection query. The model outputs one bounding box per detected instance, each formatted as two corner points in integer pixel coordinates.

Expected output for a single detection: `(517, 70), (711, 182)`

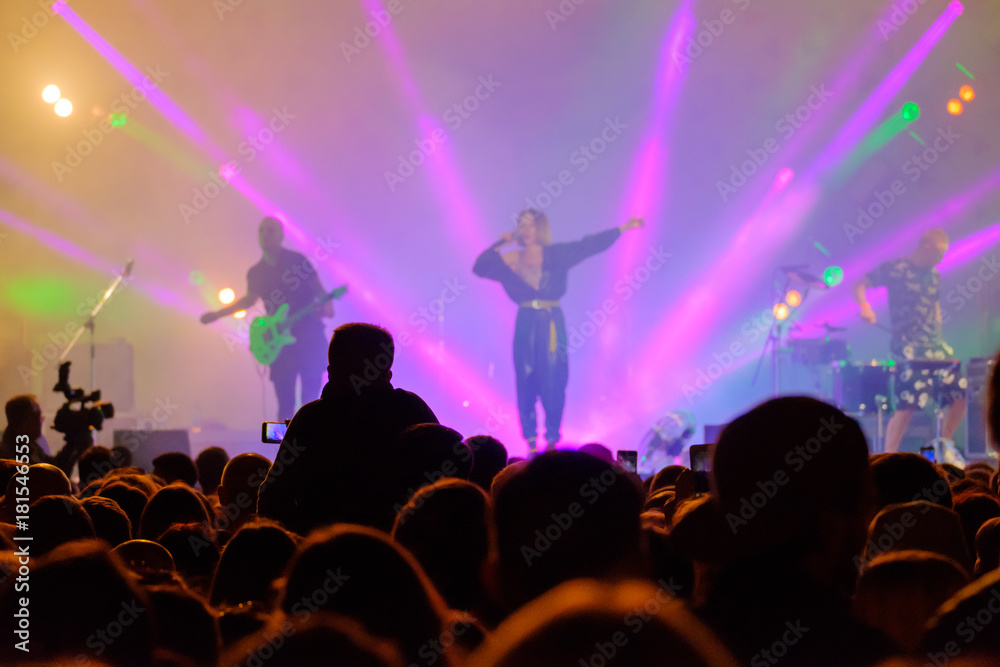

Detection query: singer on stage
(474, 209), (643, 453)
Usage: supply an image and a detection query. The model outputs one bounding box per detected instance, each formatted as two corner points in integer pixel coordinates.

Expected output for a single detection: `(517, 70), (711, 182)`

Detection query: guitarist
(201, 217), (334, 419)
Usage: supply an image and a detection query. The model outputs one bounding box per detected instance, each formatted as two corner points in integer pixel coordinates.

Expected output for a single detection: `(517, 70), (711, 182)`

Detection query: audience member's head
(577, 443), (613, 463)
(393, 478), (494, 611)
(860, 501), (972, 575)
(853, 550), (969, 653)
(112, 539), (175, 577)
(99, 481), (150, 532)
(195, 446), (230, 495)
(217, 453), (271, 528)
(81, 495), (132, 547)
(491, 450), (645, 611)
(327, 323), (394, 394)
(469, 579), (739, 667)
(152, 451), (198, 487)
(221, 612), (405, 667)
(147, 580), (220, 666)
(210, 519), (298, 608)
(0, 463), (71, 522)
(0, 540), (153, 665)
(110, 444), (133, 468)
(711, 397), (873, 577)
(923, 567), (1000, 660)
(465, 435), (508, 491)
(30, 495), (95, 556)
(392, 424), (471, 504)
(989, 346), (1000, 453)
(870, 452), (953, 510)
(281, 524), (452, 666)
(139, 483), (211, 540)
(158, 521), (220, 585)
(78, 445), (114, 487)
(975, 517), (1000, 577)
(3, 394), (42, 440)
(953, 491), (1000, 562)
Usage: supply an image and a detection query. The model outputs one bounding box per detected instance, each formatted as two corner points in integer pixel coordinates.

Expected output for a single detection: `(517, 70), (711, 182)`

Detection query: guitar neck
(284, 285), (348, 327)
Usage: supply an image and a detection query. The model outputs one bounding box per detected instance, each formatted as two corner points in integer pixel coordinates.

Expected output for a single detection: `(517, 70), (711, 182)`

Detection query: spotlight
(218, 288), (235, 305)
(110, 112), (127, 127)
(42, 85), (61, 103)
(54, 98), (73, 117)
(219, 163), (238, 182)
(959, 85), (975, 102)
(785, 289), (802, 308)
(773, 303), (790, 321)
(774, 167), (794, 188)
(823, 266), (844, 287)
(901, 102), (920, 122)
(947, 99), (963, 115)
(233, 310), (246, 319)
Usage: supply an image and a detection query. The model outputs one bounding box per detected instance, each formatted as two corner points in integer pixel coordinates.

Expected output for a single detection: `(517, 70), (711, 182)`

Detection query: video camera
(51, 361), (114, 474)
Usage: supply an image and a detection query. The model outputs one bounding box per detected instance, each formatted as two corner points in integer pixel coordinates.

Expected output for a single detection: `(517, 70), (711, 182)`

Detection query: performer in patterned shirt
(852, 228), (967, 454)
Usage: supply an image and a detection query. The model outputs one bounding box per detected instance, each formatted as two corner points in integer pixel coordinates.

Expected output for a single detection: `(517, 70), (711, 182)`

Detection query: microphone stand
(60, 259), (134, 390)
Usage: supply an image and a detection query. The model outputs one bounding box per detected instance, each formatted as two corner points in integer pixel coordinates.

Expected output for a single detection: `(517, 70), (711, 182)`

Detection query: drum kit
(800, 342), (968, 461)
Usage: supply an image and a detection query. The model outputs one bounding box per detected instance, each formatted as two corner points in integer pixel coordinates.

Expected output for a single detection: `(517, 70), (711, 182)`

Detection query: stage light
(42, 85), (61, 103)
(959, 85), (975, 102)
(947, 99), (963, 115)
(823, 266), (844, 287)
(54, 98), (73, 117)
(785, 289), (802, 307)
(110, 111), (127, 127)
(901, 102), (920, 122)
(233, 310), (246, 319)
(219, 162), (239, 183)
(773, 303), (790, 321)
(775, 167), (794, 187)
(218, 288), (235, 304)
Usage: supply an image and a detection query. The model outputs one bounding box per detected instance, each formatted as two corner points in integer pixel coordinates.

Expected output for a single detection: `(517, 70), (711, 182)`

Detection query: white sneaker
(935, 438), (966, 468)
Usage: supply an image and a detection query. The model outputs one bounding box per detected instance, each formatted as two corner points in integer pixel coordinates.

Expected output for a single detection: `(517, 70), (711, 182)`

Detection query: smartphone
(919, 445), (936, 463)
(689, 444), (711, 495)
(616, 450), (638, 473)
(261, 421), (288, 444)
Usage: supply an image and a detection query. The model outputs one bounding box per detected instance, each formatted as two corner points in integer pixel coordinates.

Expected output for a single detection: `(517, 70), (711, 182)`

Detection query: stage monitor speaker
(967, 357), (996, 458)
(113, 429), (190, 473)
(850, 411), (934, 454)
(704, 424), (728, 443)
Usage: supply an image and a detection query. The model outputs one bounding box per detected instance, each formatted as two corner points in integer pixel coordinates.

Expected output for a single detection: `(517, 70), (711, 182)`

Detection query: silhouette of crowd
(3, 322), (1000, 666)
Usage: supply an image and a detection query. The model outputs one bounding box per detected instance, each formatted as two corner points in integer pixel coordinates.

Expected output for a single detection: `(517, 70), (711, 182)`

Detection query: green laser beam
(909, 131), (926, 146)
(956, 62), (974, 79)
(813, 241), (830, 257)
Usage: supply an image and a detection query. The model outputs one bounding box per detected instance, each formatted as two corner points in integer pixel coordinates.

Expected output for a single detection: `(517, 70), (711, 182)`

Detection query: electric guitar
(249, 285), (347, 365)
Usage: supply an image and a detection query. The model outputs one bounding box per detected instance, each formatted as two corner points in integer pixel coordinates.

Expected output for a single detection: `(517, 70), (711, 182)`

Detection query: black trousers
(513, 306), (568, 444)
(269, 326), (327, 420)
